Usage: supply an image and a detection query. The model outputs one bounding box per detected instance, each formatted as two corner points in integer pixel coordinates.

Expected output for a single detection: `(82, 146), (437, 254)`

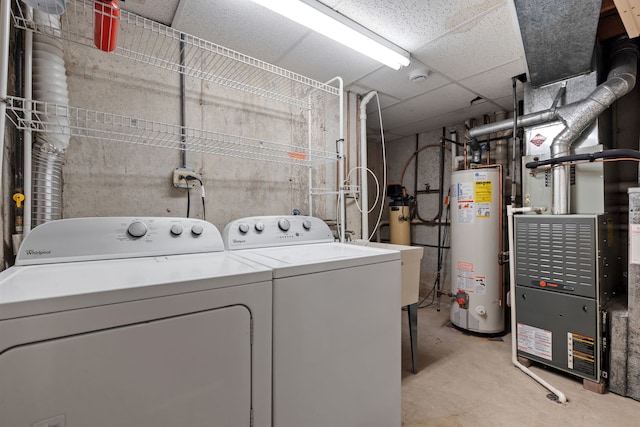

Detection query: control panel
(222, 216), (334, 250)
(16, 217), (224, 265)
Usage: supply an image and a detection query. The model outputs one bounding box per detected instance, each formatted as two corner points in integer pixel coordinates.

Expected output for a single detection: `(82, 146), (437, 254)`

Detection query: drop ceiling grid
(458, 59), (527, 100)
(367, 84), (477, 130)
(321, 0), (506, 52)
(171, 0), (311, 65)
(385, 101), (507, 138)
(122, 0), (180, 26)
(412, 3), (524, 82)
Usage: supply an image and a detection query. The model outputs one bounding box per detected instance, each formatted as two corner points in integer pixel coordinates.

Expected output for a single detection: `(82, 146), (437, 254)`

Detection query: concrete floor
(401, 303), (640, 426)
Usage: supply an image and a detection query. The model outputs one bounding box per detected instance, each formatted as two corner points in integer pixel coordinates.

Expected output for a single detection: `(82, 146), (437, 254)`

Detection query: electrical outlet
(172, 168), (200, 189)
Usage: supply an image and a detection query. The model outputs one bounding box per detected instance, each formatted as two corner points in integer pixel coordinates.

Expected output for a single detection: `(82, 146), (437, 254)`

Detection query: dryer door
(0, 305), (252, 427)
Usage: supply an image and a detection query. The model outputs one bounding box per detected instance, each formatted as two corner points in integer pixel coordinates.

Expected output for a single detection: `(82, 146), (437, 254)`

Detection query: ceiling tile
(369, 84), (477, 131)
(458, 59), (526, 100)
(356, 63), (452, 102)
(172, 0), (308, 64)
(322, 0), (505, 51)
(122, 0), (180, 25)
(388, 101), (507, 136)
(275, 32), (383, 84)
(413, 3), (523, 81)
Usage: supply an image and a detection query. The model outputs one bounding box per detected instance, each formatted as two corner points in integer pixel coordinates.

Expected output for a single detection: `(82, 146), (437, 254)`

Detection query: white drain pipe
(507, 205), (567, 403)
(359, 90), (377, 240)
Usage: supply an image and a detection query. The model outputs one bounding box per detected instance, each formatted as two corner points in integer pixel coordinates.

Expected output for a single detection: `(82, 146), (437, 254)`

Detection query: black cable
(183, 177), (190, 218)
(525, 148), (640, 169)
(196, 178), (206, 221)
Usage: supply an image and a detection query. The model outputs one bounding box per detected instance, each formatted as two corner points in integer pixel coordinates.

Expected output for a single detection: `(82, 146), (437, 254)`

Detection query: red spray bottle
(94, 0), (120, 52)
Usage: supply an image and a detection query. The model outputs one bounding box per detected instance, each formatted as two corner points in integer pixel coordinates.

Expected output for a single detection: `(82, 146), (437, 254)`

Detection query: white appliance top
(223, 215), (334, 250)
(230, 242), (400, 278)
(16, 217), (225, 265)
(0, 218), (271, 320)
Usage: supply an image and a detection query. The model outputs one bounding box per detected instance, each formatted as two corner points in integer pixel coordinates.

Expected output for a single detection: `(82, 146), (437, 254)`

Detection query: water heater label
(474, 180), (492, 203)
(517, 323), (552, 361)
(457, 182), (473, 201)
(568, 333), (595, 377)
(457, 202), (475, 224)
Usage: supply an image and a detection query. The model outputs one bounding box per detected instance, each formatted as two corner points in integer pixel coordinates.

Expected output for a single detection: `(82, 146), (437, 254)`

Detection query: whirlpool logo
(25, 249), (52, 256)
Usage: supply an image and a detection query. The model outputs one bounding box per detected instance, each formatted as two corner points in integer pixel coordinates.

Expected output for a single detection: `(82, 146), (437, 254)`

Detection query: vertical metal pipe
(179, 33), (187, 168)
(324, 77), (344, 241)
(511, 77), (518, 205)
(359, 90), (376, 240)
(0, 0), (11, 247)
(23, 7), (33, 234)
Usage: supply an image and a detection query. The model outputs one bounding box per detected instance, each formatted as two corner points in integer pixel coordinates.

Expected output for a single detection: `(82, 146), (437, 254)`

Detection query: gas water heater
(450, 168), (504, 333)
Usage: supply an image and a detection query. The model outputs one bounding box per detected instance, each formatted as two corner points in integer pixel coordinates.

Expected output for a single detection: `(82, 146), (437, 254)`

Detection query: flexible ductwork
(31, 11), (70, 226)
(466, 38), (639, 213)
(550, 39), (638, 214)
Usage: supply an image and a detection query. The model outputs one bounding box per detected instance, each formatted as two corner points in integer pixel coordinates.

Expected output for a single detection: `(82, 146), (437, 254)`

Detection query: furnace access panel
(514, 214), (620, 382)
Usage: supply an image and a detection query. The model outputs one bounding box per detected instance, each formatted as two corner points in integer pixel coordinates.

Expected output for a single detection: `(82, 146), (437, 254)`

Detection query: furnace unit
(514, 214), (620, 382)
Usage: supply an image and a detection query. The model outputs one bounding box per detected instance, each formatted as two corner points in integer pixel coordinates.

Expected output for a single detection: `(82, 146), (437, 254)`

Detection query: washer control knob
(238, 223), (250, 234)
(127, 221), (147, 238)
(278, 218), (290, 231)
(170, 224), (184, 236)
(302, 219), (312, 230)
(255, 222), (265, 232)
(191, 224), (204, 236)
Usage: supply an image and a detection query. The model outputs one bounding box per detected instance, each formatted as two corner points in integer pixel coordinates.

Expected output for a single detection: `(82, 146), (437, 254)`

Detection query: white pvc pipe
(0, 0), (10, 247)
(359, 90), (376, 240)
(323, 76), (344, 241)
(23, 7), (33, 235)
(507, 204), (568, 403)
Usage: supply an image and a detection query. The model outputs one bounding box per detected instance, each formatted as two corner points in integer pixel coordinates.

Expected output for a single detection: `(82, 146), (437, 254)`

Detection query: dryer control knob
(302, 219), (312, 230)
(238, 223), (250, 234)
(255, 222), (265, 232)
(170, 224), (183, 236)
(278, 218), (290, 231)
(191, 224), (204, 236)
(127, 221), (147, 238)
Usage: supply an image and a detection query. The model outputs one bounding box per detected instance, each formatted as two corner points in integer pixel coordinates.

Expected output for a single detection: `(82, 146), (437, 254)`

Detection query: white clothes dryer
(0, 217), (272, 427)
(223, 215), (402, 427)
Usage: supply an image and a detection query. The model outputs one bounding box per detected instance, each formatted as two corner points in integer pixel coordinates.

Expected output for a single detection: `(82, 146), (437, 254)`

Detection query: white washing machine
(223, 215), (402, 427)
(0, 217), (272, 427)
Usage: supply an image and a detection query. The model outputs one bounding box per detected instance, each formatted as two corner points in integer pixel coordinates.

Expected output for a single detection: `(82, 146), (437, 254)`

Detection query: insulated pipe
(507, 205), (567, 403)
(551, 39), (638, 214)
(359, 90), (377, 240)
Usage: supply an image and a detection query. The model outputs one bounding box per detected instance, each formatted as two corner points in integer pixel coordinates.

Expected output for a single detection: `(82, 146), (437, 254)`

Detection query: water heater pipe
(359, 90), (377, 240)
(507, 205), (567, 403)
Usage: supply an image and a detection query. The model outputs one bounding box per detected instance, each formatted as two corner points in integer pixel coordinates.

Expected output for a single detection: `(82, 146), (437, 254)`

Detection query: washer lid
(234, 243), (400, 278)
(0, 252), (271, 320)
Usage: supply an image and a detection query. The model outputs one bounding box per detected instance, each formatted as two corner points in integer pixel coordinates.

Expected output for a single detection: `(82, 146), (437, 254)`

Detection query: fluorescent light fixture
(251, 0), (410, 70)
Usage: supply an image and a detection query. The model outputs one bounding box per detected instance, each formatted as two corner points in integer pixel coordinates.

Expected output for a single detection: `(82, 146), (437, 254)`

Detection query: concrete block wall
(52, 21), (345, 234)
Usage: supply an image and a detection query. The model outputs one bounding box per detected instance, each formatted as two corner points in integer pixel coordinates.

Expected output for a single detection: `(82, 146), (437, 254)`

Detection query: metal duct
(32, 139), (63, 224)
(513, 0), (601, 87)
(32, 11), (69, 226)
(551, 38), (639, 214)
